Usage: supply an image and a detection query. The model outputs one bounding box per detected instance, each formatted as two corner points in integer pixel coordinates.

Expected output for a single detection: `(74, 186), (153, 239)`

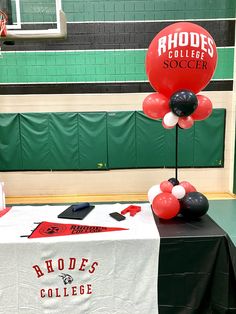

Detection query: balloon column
(143, 22), (217, 129)
(148, 179), (209, 220)
(144, 22), (217, 219)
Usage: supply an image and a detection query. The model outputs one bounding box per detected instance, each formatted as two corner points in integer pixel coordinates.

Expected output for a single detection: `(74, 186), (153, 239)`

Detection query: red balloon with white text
(146, 22), (217, 97)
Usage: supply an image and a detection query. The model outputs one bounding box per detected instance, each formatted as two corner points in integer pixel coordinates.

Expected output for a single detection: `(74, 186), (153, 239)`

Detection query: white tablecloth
(0, 203), (160, 314)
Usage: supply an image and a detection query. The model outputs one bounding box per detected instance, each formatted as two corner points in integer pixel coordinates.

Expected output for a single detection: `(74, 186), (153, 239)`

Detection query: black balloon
(168, 177), (179, 186)
(180, 192), (209, 219)
(169, 90), (198, 117)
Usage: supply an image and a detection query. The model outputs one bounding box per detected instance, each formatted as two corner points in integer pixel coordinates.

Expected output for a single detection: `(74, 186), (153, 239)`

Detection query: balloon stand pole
(175, 125), (179, 181)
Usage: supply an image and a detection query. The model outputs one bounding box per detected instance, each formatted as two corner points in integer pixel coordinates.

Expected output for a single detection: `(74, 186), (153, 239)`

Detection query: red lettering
(40, 289), (45, 298)
(55, 288), (61, 297)
(40, 285), (93, 298)
(71, 286), (77, 296)
(45, 259), (54, 273)
(80, 285), (85, 294)
(32, 265), (44, 278)
(79, 258), (88, 271)
(58, 258), (64, 271)
(64, 287), (69, 297)
(87, 284), (92, 294)
(89, 262), (98, 274)
(69, 257), (76, 270)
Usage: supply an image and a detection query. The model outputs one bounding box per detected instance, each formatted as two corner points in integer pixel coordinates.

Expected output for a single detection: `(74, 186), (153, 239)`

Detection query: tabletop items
(58, 202), (95, 220)
(16, 203), (143, 238)
(57, 202), (142, 223)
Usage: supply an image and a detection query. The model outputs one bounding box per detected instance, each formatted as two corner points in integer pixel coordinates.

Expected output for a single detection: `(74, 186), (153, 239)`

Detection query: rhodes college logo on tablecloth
(32, 257), (99, 299)
(28, 221), (128, 302)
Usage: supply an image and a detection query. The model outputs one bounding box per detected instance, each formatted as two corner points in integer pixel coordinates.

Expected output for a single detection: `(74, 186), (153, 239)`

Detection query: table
(0, 204), (160, 314)
(156, 214), (236, 314)
(1, 203), (236, 314)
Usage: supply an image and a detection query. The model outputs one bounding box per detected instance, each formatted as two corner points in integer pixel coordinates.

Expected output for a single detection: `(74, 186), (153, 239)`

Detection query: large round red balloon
(152, 192), (180, 219)
(146, 22), (217, 97)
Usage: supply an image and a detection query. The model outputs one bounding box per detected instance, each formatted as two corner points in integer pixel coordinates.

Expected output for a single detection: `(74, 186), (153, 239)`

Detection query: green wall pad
(0, 109), (225, 171)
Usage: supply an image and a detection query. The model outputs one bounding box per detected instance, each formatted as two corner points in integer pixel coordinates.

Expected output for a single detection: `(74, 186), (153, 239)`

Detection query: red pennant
(28, 221), (128, 239)
(0, 207), (12, 218)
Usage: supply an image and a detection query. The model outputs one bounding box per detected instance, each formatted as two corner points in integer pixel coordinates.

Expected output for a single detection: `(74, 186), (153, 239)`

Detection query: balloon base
(148, 178), (209, 220)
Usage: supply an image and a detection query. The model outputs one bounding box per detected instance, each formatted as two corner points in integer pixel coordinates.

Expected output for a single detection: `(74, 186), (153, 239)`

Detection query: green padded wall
(136, 113), (168, 167)
(107, 112), (136, 169)
(21, 113), (50, 170)
(0, 110), (225, 171)
(49, 113), (79, 170)
(79, 112), (108, 170)
(0, 114), (21, 170)
(193, 110), (225, 167)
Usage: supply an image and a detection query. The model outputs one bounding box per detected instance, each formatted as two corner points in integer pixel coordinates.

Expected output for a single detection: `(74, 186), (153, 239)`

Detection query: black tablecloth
(155, 214), (236, 314)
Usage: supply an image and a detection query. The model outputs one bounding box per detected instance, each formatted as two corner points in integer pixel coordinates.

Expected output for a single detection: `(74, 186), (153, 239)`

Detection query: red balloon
(160, 180), (173, 193)
(152, 192), (180, 219)
(191, 94), (213, 120)
(142, 92), (170, 119)
(178, 116), (194, 129)
(146, 22), (217, 97)
(180, 181), (197, 193)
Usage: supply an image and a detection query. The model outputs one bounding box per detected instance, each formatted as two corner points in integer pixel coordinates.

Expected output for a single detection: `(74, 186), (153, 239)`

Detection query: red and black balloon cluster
(143, 90), (213, 129)
(148, 178), (209, 220)
(143, 22), (217, 129)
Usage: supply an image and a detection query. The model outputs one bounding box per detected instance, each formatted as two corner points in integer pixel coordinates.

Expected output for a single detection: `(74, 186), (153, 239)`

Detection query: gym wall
(0, 0), (235, 196)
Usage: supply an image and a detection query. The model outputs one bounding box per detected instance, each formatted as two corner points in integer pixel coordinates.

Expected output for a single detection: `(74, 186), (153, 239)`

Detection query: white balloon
(172, 185), (186, 199)
(148, 184), (161, 203)
(163, 112), (179, 127)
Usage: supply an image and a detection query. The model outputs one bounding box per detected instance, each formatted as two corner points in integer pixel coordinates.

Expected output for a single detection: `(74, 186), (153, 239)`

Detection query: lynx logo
(59, 273), (73, 285)
(38, 224), (66, 236)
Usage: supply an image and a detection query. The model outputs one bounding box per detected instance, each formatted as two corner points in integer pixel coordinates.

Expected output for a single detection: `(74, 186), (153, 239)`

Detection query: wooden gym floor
(6, 192), (236, 205)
